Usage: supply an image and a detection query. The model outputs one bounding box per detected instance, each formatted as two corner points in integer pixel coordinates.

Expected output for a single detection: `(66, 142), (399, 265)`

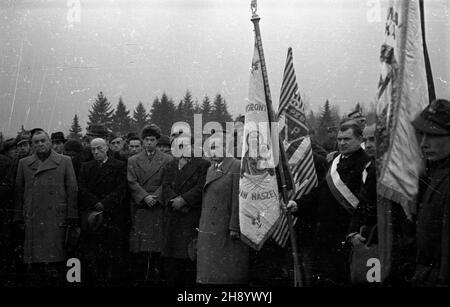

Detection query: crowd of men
(0, 99), (449, 287)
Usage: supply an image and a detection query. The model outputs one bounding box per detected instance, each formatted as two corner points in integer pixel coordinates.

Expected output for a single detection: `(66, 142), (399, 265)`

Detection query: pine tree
(211, 93), (232, 124)
(330, 105), (341, 126)
(307, 110), (317, 133)
(175, 100), (184, 123)
(201, 95), (212, 123)
(132, 101), (149, 134)
(317, 99), (336, 147)
(112, 97), (132, 135)
(194, 101), (202, 114)
(181, 90), (195, 127)
(69, 114), (83, 139)
(149, 96), (162, 125)
(156, 93), (176, 135)
(87, 91), (114, 130)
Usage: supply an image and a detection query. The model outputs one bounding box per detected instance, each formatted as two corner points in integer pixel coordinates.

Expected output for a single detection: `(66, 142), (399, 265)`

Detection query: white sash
(326, 154), (359, 213)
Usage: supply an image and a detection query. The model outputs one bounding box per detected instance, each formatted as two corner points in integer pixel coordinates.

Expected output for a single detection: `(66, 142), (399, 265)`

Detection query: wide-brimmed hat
(51, 131), (67, 143)
(412, 99), (450, 135)
(86, 124), (109, 137)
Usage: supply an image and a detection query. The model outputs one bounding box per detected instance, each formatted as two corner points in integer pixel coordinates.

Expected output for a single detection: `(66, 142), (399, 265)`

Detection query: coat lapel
(95, 158), (115, 182)
(137, 150), (165, 184)
(34, 151), (61, 176)
(177, 158), (202, 188)
(27, 154), (40, 171)
(204, 157), (233, 188)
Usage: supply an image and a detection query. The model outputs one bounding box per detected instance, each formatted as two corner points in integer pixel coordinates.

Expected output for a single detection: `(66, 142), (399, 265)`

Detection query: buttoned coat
(161, 157), (210, 259)
(77, 157), (128, 251)
(15, 151), (78, 263)
(196, 157), (249, 284)
(127, 149), (172, 253)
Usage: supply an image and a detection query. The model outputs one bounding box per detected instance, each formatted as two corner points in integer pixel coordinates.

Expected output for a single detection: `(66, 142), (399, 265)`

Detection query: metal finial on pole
(251, 0), (258, 18)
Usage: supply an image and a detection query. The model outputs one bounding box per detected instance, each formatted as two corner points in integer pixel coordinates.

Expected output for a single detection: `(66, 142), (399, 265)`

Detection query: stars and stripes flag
(271, 47), (318, 247)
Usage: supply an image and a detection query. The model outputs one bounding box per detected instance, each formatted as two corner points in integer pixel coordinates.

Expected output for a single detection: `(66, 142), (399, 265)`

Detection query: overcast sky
(1, 0), (449, 136)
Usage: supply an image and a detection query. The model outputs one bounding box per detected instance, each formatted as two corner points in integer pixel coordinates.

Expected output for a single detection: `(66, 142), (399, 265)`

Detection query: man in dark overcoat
(77, 137), (128, 285)
(161, 134), (210, 286)
(289, 120), (370, 286)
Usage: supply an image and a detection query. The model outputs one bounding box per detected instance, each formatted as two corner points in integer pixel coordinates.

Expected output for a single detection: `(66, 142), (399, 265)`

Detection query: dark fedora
(2, 138), (17, 152)
(412, 99), (450, 135)
(64, 139), (84, 153)
(86, 211), (103, 233)
(51, 131), (67, 143)
(157, 135), (171, 146)
(86, 124), (109, 138)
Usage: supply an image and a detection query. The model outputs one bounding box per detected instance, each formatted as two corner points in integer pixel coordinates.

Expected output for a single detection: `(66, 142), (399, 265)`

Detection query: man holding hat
(80, 124), (110, 162)
(410, 99), (450, 286)
(77, 137), (128, 285)
(127, 124), (172, 285)
(50, 131), (67, 154)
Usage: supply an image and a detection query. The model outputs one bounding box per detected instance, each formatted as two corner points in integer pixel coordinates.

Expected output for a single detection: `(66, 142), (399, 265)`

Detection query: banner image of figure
(239, 25), (281, 251)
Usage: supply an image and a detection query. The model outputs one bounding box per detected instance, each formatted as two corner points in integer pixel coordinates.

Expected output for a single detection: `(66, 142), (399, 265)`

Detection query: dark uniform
(411, 99), (450, 286)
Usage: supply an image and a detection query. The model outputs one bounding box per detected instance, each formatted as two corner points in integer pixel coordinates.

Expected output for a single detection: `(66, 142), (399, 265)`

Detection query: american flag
(271, 47), (318, 247)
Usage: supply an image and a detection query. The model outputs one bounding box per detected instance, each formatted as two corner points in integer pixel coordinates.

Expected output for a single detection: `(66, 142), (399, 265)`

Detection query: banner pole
(250, 1), (303, 287)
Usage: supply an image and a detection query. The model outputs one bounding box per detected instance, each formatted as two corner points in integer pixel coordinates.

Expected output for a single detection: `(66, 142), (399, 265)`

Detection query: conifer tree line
(72, 90), (234, 137)
(70, 90), (375, 149)
(306, 99), (376, 151)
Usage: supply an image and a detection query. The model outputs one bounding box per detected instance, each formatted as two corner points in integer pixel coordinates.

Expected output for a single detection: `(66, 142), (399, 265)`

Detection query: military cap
(16, 133), (31, 145)
(412, 99), (450, 135)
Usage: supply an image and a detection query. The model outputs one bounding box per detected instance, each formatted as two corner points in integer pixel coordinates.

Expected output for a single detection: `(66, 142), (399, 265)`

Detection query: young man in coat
(410, 99), (450, 286)
(14, 128), (78, 285)
(127, 124), (172, 285)
(196, 135), (249, 285)
(77, 138), (128, 286)
(161, 134), (210, 286)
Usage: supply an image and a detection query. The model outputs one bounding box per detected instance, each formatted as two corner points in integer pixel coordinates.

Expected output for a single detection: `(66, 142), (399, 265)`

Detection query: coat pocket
(55, 203), (68, 227)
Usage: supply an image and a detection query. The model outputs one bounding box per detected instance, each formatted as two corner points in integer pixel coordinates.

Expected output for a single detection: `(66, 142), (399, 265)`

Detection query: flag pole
(250, 0), (303, 287)
(419, 0), (436, 103)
